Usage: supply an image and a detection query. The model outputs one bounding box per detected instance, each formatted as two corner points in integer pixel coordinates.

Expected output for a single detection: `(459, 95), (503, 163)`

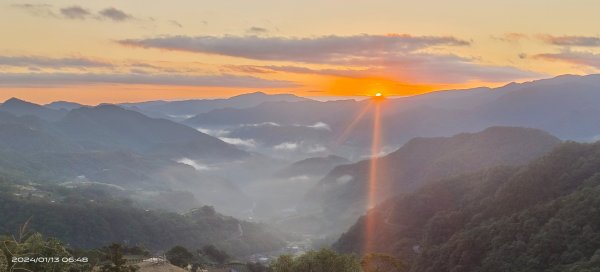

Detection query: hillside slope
(58, 104), (247, 161)
(335, 141), (600, 272)
(0, 190), (284, 257)
(298, 127), (561, 235)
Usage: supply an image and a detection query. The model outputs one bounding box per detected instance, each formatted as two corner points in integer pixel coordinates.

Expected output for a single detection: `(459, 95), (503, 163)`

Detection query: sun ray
(333, 100), (373, 148)
(365, 100), (382, 253)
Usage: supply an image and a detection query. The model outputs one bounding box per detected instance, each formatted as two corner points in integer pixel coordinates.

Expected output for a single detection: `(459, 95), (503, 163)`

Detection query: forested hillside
(335, 141), (600, 271)
(0, 104), (285, 258)
(297, 127), (560, 235)
(0, 185), (286, 256)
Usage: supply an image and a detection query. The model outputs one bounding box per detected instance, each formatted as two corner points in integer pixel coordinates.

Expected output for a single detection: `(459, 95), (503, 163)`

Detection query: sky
(1, 0), (600, 104)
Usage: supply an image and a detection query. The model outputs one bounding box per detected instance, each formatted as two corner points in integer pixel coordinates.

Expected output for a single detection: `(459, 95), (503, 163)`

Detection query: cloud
(169, 20), (183, 28)
(306, 122), (331, 131)
(10, 3), (57, 17)
(533, 50), (600, 69)
(227, 58), (541, 84)
(223, 65), (275, 74)
(197, 124), (261, 150)
(306, 144), (327, 153)
(99, 7), (133, 21)
(60, 6), (90, 19)
(118, 34), (470, 64)
(247, 27), (268, 34)
(264, 65), (367, 77)
(298, 122), (331, 131)
(493, 33), (529, 43)
(242, 122), (281, 127)
(0, 72), (297, 88)
(289, 175), (311, 181)
(538, 35), (600, 47)
(272, 141), (328, 154)
(142, 34), (540, 84)
(196, 127), (230, 137)
(373, 54), (543, 83)
(177, 158), (214, 171)
(336, 175), (353, 185)
(0, 55), (111, 69)
(12, 4), (139, 22)
(219, 137), (257, 149)
(273, 142), (299, 151)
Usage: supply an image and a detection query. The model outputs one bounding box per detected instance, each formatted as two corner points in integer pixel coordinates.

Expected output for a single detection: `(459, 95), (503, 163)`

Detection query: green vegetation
(99, 243), (139, 272)
(164, 244), (233, 269)
(360, 253), (406, 272)
(201, 244), (231, 264)
(270, 248), (362, 272)
(0, 250), (7, 272)
(0, 224), (90, 272)
(0, 231), (379, 272)
(246, 261), (269, 272)
(335, 141), (600, 271)
(0, 108), (267, 254)
(0, 229), (144, 272)
(165, 246), (194, 268)
(0, 187), (285, 257)
(300, 127), (561, 236)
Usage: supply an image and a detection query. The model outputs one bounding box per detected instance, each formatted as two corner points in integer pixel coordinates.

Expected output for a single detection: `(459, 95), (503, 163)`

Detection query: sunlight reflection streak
(334, 101), (373, 147)
(365, 101), (381, 253)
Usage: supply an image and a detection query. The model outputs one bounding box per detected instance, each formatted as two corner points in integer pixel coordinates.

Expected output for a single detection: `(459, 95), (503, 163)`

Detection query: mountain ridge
(295, 126), (561, 235)
(334, 140), (600, 271)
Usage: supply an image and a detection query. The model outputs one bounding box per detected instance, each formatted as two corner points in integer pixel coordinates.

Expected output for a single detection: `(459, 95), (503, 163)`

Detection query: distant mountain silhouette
(475, 74), (600, 140)
(122, 91), (310, 120)
(0, 97), (67, 121)
(184, 99), (360, 127)
(58, 104), (247, 161)
(355, 74), (600, 145)
(179, 74), (600, 155)
(45, 101), (85, 111)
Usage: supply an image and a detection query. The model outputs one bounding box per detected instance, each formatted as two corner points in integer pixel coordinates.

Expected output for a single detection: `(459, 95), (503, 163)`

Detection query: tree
(0, 221), (87, 272)
(0, 250), (7, 272)
(270, 255), (294, 272)
(166, 245), (194, 268)
(201, 245), (230, 264)
(270, 248), (361, 272)
(361, 253), (406, 272)
(246, 261), (268, 272)
(100, 243), (139, 272)
(1, 233), (86, 272)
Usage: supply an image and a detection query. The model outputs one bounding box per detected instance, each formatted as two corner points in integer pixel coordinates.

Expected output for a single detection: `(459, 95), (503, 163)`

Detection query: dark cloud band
(118, 34), (470, 64)
(539, 35), (600, 47)
(60, 6), (90, 20)
(99, 7), (133, 21)
(0, 72), (297, 88)
(0, 56), (112, 68)
(534, 50), (600, 69)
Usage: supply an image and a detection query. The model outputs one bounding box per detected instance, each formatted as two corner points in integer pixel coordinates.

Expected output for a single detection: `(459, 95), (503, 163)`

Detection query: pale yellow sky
(1, 0), (600, 103)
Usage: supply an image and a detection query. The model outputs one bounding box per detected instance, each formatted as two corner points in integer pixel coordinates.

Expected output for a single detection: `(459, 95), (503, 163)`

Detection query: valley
(3, 75), (600, 271)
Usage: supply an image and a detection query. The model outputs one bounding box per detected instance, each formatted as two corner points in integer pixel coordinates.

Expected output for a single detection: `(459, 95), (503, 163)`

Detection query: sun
(372, 92), (385, 101)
